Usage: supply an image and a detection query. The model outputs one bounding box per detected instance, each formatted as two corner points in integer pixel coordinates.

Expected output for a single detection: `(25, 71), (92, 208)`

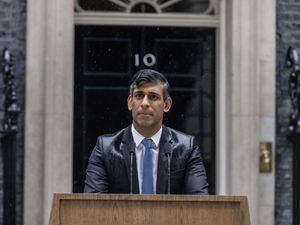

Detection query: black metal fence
(0, 49), (21, 225)
(286, 47), (300, 225)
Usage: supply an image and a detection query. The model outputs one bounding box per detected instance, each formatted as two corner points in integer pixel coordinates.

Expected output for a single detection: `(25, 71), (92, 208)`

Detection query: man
(84, 69), (208, 194)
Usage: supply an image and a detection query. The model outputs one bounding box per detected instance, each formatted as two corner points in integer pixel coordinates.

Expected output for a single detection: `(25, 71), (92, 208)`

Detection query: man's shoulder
(164, 126), (194, 143)
(99, 128), (126, 139)
(97, 126), (131, 146)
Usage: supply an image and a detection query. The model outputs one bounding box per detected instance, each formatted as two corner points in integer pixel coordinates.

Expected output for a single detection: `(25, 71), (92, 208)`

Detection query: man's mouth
(138, 112), (152, 116)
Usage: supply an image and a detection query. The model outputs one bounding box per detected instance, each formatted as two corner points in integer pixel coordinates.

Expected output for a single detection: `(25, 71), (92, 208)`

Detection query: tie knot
(141, 138), (152, 149)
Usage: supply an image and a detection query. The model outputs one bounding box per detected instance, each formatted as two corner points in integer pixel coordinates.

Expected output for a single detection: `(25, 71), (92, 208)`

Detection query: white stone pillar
(227, 1), (276, 225)
(256, 1), (276, 225)
(229, 0), (260, 224)
(24, 0), (47, 224)
(24, 0), (74, 225)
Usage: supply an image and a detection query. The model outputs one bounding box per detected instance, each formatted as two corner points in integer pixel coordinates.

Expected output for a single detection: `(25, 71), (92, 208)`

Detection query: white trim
(203, 0), (218, 15)
(109, 0), (128, 9)
(160, 0), (182, 9)
(74, 0), (85, 12)
(126, 0), (163, 13)
(75, 12), (219, 27)
(216, 0), (228, 195)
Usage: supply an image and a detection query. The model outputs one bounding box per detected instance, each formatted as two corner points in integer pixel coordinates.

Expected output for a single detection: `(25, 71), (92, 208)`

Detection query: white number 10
(134, 53), (156, 67)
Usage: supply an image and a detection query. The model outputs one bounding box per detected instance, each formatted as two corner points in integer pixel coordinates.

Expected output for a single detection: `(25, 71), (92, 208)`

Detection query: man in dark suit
(84, 69), (208, 194)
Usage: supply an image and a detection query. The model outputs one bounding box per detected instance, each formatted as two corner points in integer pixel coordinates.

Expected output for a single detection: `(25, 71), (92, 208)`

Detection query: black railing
(286, 47), (300, 225)
(0, 49), (21, 225)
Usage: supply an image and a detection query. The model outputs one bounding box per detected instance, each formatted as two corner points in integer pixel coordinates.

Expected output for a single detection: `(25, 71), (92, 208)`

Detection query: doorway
(73, 25), (216, 194)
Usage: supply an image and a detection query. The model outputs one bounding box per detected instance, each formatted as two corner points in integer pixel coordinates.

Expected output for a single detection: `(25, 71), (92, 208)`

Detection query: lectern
(49, 194), (251, 225)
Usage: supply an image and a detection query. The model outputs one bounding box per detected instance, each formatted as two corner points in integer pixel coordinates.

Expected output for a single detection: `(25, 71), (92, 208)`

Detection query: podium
(49, 194), (251, 225)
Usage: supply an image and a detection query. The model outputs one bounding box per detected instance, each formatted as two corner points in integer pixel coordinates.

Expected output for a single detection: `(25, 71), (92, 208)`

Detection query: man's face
(128, 82), (172, 135)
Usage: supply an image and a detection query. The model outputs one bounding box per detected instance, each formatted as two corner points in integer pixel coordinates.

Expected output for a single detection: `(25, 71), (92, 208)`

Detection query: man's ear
(127, 95), (132, 111)
(163, 97), (172, 113)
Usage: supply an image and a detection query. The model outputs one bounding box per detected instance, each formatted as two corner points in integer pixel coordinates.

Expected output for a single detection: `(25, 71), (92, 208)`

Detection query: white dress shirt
(131, 124), (162, 194)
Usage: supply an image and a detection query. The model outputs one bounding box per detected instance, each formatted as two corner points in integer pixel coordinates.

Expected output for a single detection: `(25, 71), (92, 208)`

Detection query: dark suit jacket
(84, 125), (208, 194)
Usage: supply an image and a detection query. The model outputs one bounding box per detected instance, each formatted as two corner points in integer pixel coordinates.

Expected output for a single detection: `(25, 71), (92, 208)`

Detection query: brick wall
(276, 0), (300, 224)
(0, 0), (26, 224)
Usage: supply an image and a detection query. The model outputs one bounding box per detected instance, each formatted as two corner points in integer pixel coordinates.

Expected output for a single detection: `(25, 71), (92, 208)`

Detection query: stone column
(227, 1), (275, 225)
(24, 1), (47, 224)
(24, 0), (74, 225)
(256, 1), (276, 225)
(229, 2), (260, 223)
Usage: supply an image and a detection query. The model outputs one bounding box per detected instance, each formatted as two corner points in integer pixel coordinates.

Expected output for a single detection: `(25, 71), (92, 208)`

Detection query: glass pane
(77, 0), (211, 14)
(162, 0), (209, 13)
(77, 0), (125, 11)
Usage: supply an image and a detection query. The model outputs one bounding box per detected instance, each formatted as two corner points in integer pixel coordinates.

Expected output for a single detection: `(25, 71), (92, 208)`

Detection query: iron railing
(286, 46), (300, 225)
(0, 48), (21, 225)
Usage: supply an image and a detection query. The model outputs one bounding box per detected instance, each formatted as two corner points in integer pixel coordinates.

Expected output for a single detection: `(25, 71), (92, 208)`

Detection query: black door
(74, 25), (216, 194)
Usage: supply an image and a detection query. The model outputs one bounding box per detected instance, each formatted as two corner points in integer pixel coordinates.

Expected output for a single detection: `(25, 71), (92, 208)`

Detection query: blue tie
(141, 138), (154, 194)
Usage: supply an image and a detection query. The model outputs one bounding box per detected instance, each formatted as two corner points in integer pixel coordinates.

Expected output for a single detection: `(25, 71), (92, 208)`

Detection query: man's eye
(134, 93), (144, 99)
(148, 95), (159, 101)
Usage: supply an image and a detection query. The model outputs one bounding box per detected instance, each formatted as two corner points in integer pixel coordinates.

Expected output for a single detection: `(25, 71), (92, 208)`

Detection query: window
(75, 0), (216, 15)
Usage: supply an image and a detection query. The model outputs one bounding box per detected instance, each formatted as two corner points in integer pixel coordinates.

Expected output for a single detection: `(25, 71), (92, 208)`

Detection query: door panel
(84, 38), (132, 74)
(74, 26), (215, 194)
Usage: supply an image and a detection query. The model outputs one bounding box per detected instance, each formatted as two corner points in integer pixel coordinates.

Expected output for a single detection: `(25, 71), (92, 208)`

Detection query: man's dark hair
(129, 69), (170, 100)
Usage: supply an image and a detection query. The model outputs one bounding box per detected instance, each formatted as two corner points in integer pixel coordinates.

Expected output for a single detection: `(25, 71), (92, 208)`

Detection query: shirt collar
(131, 124), (162, 149)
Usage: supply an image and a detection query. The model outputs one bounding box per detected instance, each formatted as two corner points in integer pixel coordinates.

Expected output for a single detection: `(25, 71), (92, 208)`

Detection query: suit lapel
(156, 126), (173, 194)
(121, 126), (139, 194)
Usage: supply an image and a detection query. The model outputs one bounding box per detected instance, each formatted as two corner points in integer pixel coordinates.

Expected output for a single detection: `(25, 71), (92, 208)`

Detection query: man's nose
(141, 96), (150, 106)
